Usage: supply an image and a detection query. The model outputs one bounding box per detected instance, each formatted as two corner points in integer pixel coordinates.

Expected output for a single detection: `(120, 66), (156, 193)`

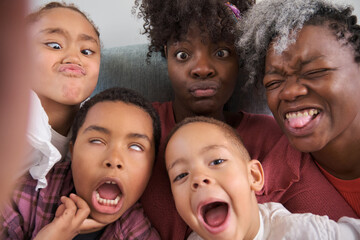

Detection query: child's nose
(191, 175), (211, 190)
(190, 55), (215, 79)
(62, 47), (82, 65)
(103, 147), (123, 169)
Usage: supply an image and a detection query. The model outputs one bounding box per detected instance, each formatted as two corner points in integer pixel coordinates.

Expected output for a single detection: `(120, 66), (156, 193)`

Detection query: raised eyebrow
(78, 33), (99, 46)
(83, 125), (110, 135)
(127, 133), (152, 144)
(39, 27), (66, 36)
(200, 144), (227, 154)
(167, 158), (186, 171)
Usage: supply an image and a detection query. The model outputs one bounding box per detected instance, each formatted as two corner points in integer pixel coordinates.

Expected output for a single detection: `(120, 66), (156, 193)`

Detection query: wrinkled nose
(279, 76), (308, 101)
(190, 55), (215, 79)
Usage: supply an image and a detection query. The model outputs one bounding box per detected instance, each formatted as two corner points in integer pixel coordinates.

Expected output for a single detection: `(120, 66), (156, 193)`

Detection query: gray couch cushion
(94, 44), (271, 115)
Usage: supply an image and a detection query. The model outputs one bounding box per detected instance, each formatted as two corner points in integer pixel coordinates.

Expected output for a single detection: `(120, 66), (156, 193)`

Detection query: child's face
(166, 24), (238, 117)
(165, 122), (263, 240)
(264, 24), (360, 153)
(29, 7), (100, 107)
(70, 101), (155, 225)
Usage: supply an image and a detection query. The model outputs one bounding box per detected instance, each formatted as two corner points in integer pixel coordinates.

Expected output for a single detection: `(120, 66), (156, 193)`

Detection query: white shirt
(188, 202), (360, 240)
(24, 91), (70, 190)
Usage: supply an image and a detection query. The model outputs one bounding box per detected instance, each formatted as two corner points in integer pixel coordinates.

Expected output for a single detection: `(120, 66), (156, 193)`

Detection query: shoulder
(103, 202), (160, 240)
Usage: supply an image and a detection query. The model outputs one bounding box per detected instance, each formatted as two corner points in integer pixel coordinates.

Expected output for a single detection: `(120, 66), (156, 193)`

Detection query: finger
(69, 194), (91, 225)
(55, 203), (66, 218)
(60, 196), (77, 218)
(79, 218), (107, 234)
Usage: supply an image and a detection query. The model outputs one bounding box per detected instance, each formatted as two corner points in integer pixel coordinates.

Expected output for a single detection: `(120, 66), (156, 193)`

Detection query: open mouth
(92, 180), (123, 214)
(199, 201), (229, 233)
(284, 108), (320, 129)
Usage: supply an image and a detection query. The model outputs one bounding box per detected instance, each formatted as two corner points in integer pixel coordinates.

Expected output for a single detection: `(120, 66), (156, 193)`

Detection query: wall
(30, 0), (360, 48)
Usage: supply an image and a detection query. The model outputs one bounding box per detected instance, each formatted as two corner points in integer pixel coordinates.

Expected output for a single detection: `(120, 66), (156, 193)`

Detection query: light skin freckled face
(166, 25), (239, 119)
(29, 7), (101, 108)
(70, 101), (155, 225)
(264, 24), (360, 153)
(165, 122), (263, 240)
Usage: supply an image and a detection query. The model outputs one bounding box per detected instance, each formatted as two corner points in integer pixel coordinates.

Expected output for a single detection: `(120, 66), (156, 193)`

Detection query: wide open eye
(215, 49), (230, 58)
(176, 51), (189, 61)
(46, 42), (61, 50)
(81, 49), (95, 56)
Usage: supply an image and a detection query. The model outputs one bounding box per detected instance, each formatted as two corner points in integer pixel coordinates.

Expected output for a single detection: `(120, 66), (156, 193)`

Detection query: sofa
(93, 44), (271, 115)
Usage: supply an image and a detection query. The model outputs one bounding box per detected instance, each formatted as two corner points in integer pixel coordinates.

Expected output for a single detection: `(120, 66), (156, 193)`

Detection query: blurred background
(30, 0), (360, 48)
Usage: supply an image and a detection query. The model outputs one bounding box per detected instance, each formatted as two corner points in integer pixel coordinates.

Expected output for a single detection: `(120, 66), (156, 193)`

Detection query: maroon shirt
(141, 101), (357, 240)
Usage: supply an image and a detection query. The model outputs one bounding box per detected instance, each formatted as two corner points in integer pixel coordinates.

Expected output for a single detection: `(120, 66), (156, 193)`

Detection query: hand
(34, 194), (90, 240)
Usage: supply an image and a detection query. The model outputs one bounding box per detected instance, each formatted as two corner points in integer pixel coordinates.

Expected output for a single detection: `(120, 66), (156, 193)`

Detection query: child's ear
(248, 159), (264, 192)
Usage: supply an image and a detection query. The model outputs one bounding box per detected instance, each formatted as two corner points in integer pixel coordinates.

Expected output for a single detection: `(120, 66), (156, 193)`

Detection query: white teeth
(105, 181), (117, 184)
(286, 109), (319, 119)
(95, 191), (121, 206)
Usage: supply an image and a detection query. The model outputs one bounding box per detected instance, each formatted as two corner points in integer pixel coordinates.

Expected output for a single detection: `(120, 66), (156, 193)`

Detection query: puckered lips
(283, 108), (321, 136)
(91, 177), (124, 214)
(189, 81), (220, 98)
(58, 64), (85, 77)
(197, 199), (230, 234)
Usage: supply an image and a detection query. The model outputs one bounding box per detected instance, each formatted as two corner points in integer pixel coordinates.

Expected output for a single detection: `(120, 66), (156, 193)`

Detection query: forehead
(30, 7), (99, 40)
(166, 122), (237, 157)
(80, 101), (153, 136)
(266, 24), (352, 68)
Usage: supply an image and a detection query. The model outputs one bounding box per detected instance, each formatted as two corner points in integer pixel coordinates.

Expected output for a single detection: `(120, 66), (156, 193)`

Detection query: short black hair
(71, 87), (161, 155)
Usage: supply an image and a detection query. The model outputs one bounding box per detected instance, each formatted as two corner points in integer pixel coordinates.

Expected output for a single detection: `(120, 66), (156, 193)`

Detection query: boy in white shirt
(164, 116), (360, 240)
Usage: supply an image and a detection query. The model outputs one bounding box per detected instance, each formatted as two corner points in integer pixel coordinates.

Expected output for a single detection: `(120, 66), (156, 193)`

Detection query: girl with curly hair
(238, 0), (360, 218)
(135, 0), (357, 239)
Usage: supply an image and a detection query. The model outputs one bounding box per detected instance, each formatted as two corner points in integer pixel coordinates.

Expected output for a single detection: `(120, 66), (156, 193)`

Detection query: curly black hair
(134, 0), (255, 58)
(237, 0), (360, 87)
(71, 87), (161, 156)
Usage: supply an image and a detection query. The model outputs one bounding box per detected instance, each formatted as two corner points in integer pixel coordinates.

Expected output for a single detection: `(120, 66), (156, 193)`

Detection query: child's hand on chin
(34, 193), (103, 240)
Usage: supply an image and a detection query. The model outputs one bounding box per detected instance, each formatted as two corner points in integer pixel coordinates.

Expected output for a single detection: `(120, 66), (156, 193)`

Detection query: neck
(311, 125), (360, 180)
(172, 100), (225, 123)
(39, 96), (79, 136)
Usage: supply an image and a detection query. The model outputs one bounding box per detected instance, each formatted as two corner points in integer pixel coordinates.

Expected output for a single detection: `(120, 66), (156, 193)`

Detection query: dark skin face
(264, 24), (360, 179)
(165, 24), (239, 124)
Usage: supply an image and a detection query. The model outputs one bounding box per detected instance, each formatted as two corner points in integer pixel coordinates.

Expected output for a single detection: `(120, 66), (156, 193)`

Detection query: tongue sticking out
(97, 183), (121, 200)
(288, 115), (313, 128)
(203, 203), (228, 227)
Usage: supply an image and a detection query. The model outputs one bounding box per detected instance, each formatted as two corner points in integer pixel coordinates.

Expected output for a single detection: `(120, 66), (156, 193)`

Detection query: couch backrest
(93, 44), (271, 115)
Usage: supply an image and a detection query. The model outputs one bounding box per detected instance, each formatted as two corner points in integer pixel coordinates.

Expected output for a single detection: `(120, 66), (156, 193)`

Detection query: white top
(188, 202), (360, 240)
(24, 91), (70, 190)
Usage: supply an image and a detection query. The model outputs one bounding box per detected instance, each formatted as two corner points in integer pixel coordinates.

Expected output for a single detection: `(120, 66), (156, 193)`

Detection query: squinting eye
(46, 42), (61, 50)
(210, 159), (225, 166)
(81, 49), (94, 55)
(129, 144), (143, 152)
(216, 49), (230, 58)
(176, 51), (189, 60)
(173, 172), (188, 182)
